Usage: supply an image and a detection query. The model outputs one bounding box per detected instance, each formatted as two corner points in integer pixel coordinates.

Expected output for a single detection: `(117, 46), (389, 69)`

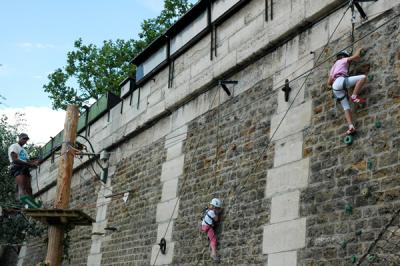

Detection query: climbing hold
(367, 254), (376, 262)
(344, 135), (353, 145)
(375, 121), (382, 128)
(368, 74), (374, 81)
(367, 160), (373, 170)
(360, 49), (367, 57)
(351, 255), (357, 264)
(355, 229), (362, 236)
(345, 204), (353, 215)
(358, 102), (366, 108)
(361, 187), (370, 198)
(158, 238), (167, 254)
(340, 240), (348, 249)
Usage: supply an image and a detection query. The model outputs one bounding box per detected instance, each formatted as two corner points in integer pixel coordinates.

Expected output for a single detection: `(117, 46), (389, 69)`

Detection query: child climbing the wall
(201, 198), (222, 262)
(327, 47), (367, 134)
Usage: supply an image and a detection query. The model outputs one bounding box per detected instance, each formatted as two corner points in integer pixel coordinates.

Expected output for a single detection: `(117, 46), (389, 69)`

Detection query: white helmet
(210, 198), (222, 208)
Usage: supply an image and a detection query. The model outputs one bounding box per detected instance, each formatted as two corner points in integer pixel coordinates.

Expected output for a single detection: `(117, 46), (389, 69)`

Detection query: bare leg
(15, 174), (33, 197)
(344, 109), (353, 126)
(352, 77), (366, 96)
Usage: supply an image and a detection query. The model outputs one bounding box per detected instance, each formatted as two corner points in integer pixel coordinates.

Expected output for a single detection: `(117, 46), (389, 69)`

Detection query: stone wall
(8, 1), (400, 265)
(174, 77), (276, 265)
(300, 12), (400, 265)
(100, 139), (165, 265)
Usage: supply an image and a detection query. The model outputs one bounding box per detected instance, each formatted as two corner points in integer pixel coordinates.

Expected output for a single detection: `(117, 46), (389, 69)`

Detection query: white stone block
(273, 132), (303, 167)
(266, 158), (310, 197)
(270, 190), (300, 223)
(161, 178), (179, 202)
(271, 101), (312, 140)
(268, 251), (297, 266)
(95, 205), (108, 222)
(308, 20), (329, 53)
(262, 218), (306, 254)
(156, 198), (179, 223)
(166, 142), (183, 161)
(190, 53), (212, 78)
(150, 242), (175, 265)
(156, 221), (174, 242)
(166, 125), (188, 147)
(228, 14), (264, 52)
(161, 155), (185, 182)
(87, 253), (102, 266)
(89, 238), (102, 254)
(92, 220), (108, 234)
(213, 51), (237, 78)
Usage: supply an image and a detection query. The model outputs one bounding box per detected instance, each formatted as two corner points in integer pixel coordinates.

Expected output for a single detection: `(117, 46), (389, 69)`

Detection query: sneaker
(211, 254), (220, 263)
(346, 127), (356, 135)
(350, 95), (366, 104)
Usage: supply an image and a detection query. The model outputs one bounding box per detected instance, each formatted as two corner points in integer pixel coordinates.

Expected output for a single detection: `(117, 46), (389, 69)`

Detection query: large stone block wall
(174, 78), (276, 265)
(9, 1), (400, 266)
(100, 139), (165, 265)
(300, 11), (400, 265)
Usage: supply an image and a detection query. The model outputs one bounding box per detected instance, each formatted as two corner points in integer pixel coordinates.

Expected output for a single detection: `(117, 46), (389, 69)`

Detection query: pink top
(329, 58), (349, 81)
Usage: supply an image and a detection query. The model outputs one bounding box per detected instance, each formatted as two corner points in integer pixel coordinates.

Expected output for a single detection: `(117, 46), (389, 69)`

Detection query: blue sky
(0, 0), (195, 144)
(0, 0), (170, 108)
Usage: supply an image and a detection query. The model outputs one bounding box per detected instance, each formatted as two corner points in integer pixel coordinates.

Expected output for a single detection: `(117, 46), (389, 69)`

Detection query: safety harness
(333, 76), (350, 102)
(201, 208), (215, 227)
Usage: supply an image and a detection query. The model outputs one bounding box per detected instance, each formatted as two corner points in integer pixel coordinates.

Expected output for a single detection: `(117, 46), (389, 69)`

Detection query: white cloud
(137, 0), (163, 13)
(17, 42), (54, 49)
(0, 107), (65, 145)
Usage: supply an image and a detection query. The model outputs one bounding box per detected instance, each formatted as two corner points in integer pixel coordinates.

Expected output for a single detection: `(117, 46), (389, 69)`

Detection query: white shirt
(8, 143), (28, 163)
(202, 209), (216, 226)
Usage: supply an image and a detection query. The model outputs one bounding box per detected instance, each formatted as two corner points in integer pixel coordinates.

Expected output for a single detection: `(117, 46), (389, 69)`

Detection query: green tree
(0, 115), (44, 246)
(44, 0), (193, 110)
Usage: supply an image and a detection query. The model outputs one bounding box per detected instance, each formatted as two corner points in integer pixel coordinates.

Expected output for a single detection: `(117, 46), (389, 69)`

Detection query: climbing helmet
(336, 50), (350, 58)
(210, 198), (222, 208)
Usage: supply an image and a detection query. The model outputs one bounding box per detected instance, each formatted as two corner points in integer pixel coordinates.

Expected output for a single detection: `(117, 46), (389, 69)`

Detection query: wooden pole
(45, 105), (79, 266)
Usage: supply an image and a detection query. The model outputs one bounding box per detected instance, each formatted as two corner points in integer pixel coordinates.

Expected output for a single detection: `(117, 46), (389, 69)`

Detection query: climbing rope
(152, 88), (221, 266)
(153, 8), (400, 265)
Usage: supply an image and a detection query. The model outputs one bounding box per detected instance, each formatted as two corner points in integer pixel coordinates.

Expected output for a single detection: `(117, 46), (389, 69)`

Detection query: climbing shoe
(350, 95), (366, 104)
(346, 127), (356, 135)
(211, 254), (220, 263)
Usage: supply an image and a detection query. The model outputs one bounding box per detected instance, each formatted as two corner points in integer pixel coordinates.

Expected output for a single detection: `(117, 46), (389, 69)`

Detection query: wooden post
(45, 105), (79, 266)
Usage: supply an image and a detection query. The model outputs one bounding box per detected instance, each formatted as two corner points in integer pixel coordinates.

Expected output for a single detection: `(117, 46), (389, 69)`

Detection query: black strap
(204, 210), (214, 227)
(332, 77), (349, 102)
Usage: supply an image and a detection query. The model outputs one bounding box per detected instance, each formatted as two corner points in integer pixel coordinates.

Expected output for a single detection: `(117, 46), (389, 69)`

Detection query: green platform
(20, 195), (42, 209)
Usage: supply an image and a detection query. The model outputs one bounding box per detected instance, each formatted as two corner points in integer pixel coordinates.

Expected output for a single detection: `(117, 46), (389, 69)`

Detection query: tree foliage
(44, 0), (193, 110)
(0, 114), (44, 246)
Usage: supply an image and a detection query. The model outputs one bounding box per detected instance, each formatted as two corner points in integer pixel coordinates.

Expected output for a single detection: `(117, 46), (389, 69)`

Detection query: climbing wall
(300, 12), (400, 265)
(173, 77), (276, 265)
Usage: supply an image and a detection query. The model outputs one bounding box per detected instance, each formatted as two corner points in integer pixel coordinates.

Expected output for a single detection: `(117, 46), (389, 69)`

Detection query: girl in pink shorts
(201, 198), (222, 262)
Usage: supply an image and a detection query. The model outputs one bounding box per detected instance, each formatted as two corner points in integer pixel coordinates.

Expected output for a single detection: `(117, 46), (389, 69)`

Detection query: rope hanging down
(153, 6), (352, 265)
(153, 7), (400, 265)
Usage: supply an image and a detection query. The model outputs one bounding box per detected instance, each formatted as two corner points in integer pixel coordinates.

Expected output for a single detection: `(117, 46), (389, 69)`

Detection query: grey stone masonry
(100, 140), (165, 265)
(300, 9), (400, 265)
(11, 1), (400, 266)
(173, 78), (276, 265)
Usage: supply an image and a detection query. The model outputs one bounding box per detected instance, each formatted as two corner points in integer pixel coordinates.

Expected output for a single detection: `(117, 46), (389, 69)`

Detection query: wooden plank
(24, 209), (94, 226)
